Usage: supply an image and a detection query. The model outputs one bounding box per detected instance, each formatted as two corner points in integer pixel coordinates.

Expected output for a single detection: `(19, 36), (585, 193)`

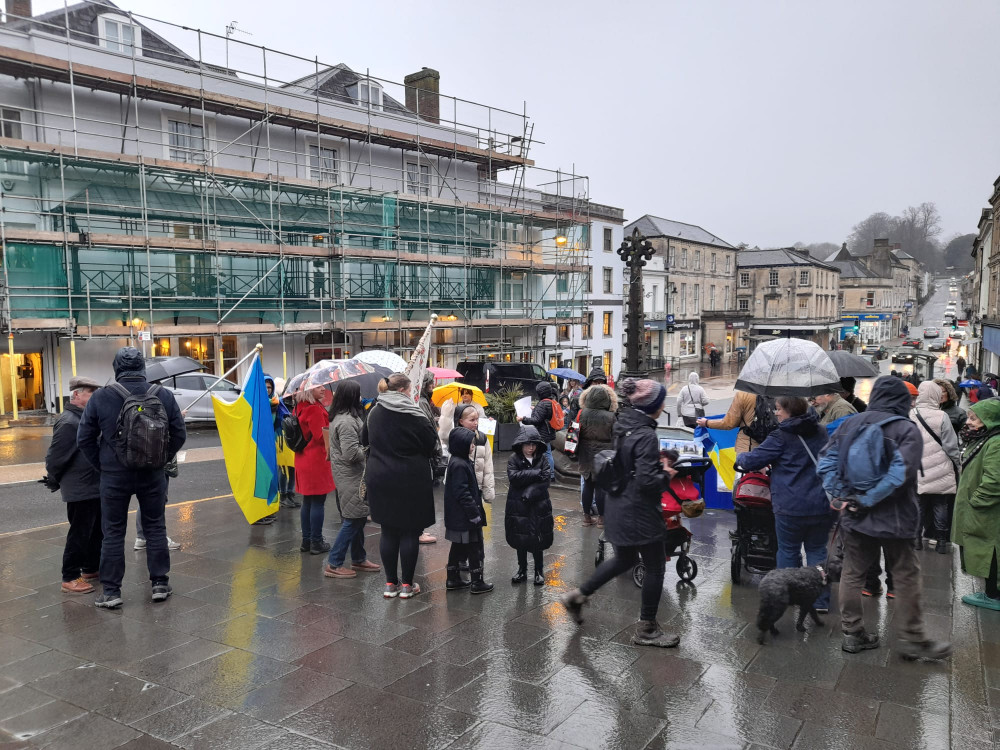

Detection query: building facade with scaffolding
(0, 0), (622, 414)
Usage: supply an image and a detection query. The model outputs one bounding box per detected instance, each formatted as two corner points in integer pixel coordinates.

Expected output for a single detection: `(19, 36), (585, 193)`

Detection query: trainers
(962, 592), (1000, 611)
(842, 631), (880, 653)
(323, 564), (357, 579)
(167, 538), (181, 550)
(898, 639), (952, 661)
(95, 592), (123, 609)
(151, 584), (172, 602)
(418, 533), (437, 545)
(399, 583), (421, 599)
(133, 538), (147, 550)
(351, 560), (381, 572)
(861, 586), (882, 597)
(632, 620), (680, 648)
(383, 583), (399, 599)
(252, 515), (276, 526)
(560, 588), (588, 625)
(61, 578), (94, 594)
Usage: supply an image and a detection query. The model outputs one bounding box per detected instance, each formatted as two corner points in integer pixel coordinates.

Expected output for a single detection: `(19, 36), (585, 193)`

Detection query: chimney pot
(5, 0), (31, 22)
(404, 68), (440, 124)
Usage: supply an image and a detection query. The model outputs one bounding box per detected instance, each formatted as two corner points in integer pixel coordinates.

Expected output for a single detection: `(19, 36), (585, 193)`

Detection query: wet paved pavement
(1, 466), (997, 750)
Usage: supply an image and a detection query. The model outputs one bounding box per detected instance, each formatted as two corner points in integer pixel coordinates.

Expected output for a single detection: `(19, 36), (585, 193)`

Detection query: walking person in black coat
(363, 373), (439, 600)
(444, 427), (494, 594)
(44, 376), (103, 595)
(506, 425), (554, 585)
(561, 378), (681, 648)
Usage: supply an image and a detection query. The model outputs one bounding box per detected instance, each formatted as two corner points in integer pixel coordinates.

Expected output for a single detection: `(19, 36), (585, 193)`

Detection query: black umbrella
(826, 350), (879, 378)
(144, 356), (206, 383)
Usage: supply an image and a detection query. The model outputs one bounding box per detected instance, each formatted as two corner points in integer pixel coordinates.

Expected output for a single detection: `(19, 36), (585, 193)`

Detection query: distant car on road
(892, 350), (916, 364)
(901, 339), (923, 349)
(927, 340), (948, 352)
(923, 327), (940, 338)
(863, 344), (888, 360)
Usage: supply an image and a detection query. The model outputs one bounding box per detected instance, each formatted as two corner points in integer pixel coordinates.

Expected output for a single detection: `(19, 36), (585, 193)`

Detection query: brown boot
(61, 578), (95, 594)
(596, 516), (605, 528)
(581, 514), (594, 527)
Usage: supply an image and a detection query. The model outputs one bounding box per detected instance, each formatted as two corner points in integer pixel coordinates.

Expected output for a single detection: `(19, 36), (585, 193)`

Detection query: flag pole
(183, 343), (263, 413)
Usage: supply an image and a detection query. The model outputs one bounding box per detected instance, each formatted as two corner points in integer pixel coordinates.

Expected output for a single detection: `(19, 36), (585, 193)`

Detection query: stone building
(825, 240), (912, 343)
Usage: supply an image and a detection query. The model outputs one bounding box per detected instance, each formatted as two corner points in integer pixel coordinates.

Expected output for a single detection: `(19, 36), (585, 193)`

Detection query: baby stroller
(594, 456), (711, 587)
(729, 469), (778, 584)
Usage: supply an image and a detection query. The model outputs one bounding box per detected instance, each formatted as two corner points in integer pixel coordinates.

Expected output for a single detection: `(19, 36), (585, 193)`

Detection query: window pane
(309, 145), (338, 183)
(168, 120), (205, 163)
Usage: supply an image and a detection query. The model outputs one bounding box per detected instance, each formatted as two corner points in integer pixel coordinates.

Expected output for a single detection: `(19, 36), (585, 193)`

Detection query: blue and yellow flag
(694, 417), (739, 491)
(212, 356), (279, 523)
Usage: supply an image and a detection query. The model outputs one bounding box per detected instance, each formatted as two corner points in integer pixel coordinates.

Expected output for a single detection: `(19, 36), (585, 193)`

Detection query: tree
(848, 203), (944, 270)
(848, 212), (895, 254)
(942, 233), (976, 271)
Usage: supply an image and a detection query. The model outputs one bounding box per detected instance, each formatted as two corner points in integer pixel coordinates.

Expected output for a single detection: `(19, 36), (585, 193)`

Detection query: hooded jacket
(577, 384), (617, 480)
(602, 407), (670, 546)
(77, 347), (186, 474)
(910, 380), (959, 495)
(676, 372), (711, 420)
(736, 411), (831, 517)
(504, 425), (554, 551)
(952, 399), (1000, 578)
(568, 366), (608, 422)
(521, 381), (556, 443)
(821, 376), (924, 539)
(438, 401), (495, 502)
(329, 409), (367, 519)
(443, 427), (486, 534)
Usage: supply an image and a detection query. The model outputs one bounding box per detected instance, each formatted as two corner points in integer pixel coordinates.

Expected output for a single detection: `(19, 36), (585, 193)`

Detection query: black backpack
(110, 383), (171, 470)
(281, 412), (310, 453)
(742, 395), (778, 446)
(592, 429), (633, 495)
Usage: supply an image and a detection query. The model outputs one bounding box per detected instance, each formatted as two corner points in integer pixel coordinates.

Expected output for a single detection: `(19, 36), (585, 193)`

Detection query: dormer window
(98, 14), (141, 54)
(351, 79), (382, 110)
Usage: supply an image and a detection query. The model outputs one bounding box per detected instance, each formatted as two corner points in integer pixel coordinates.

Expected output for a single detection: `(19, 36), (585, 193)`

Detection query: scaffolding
(0, 0), (610, 382)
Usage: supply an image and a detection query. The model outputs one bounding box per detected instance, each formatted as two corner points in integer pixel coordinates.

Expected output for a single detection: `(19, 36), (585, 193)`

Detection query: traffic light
(852, 318), (860, 334)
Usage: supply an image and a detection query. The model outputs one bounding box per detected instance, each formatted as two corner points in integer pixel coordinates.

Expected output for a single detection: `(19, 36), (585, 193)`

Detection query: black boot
(914, 538), (923, 551)
(936, 539), (949, 554)
(511, 568), (527, 584)
(469, 568), (494, 595)
(279, 493), (296, 509)
(533, 570), (545, 586)
(286, 492), (302, 508)
(459, 560), (470, 573)
(446, 565), (470, 590)
(310, 539), (331, 555)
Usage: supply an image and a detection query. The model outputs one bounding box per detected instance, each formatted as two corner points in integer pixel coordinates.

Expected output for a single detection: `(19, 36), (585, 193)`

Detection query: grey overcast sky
(37, 0), (1000, 248)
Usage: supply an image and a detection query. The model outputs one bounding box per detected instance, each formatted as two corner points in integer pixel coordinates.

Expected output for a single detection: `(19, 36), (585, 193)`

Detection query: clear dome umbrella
(735, 338), (842, 397)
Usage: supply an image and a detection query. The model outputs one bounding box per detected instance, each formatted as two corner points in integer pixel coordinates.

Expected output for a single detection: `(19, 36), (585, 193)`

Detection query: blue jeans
(774, 513), (834, 609)
(327, 517), (367, 567)
(545, 443), (555, 474)
(301, 493), (326, 542)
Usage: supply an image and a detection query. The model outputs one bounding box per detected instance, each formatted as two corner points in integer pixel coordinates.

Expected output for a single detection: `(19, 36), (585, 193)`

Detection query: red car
(901, 339), (923, 349)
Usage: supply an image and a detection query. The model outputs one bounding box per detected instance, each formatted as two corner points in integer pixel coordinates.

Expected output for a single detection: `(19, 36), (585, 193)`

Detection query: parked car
(455, 361), (553, 394)
(927, 339), (948, 352)
(901, 339), (923, 349)
(163, 373), (241, 422)
(892, 349), (916, 364)
(862, 344), (888, 360)
(923, 327), (940, 338)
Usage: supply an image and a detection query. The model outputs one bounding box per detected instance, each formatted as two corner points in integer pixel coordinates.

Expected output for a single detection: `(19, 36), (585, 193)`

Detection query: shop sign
(672, 319), (697, 330)
(725, 320), (748, 329)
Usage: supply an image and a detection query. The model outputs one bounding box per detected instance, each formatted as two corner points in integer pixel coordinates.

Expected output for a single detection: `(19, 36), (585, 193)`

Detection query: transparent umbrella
(735, 338), (842, 397)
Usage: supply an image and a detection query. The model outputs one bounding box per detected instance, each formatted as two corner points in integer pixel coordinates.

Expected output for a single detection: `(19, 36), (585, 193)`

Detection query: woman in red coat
(294, 388), (336, 554)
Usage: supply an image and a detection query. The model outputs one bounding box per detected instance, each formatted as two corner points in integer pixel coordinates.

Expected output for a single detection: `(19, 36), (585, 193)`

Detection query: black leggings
(380, 525), (420, 585)
(580, 540), (666, 621)
(516, 548), (543, 573)
(448, 539), (484, 571)
(989, 552), (1000, 600)
(581, 476), (606, 517)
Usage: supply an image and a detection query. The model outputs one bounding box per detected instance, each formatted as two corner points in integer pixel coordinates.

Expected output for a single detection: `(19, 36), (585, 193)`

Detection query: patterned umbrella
(284, 359), (381, 396)
(355, 350), (408, 373)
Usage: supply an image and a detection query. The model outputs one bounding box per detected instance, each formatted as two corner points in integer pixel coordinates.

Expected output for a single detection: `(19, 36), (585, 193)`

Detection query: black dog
(755, 565), (827, 644)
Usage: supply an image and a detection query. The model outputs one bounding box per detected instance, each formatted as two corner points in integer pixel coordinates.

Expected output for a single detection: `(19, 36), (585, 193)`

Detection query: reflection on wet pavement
(0, 459), (992, 749)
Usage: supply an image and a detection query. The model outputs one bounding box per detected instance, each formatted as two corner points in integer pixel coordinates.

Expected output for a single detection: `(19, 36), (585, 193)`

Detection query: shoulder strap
(913, 410), (944, 448)
(147, 383), (161, 396)
(797, 435), (818, 467)
(110, 382), (131, 402)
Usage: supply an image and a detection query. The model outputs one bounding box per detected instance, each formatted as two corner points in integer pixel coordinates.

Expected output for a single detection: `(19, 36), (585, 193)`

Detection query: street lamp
(618, 227), (655, 378)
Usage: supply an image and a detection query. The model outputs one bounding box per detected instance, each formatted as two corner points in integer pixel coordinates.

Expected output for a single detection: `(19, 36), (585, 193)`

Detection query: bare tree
(848, 212), (895, 253)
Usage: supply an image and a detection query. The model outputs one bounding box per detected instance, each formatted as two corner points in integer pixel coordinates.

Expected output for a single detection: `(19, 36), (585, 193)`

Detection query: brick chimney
(5, 0), (31, 22)
(404, 68), (440, 124)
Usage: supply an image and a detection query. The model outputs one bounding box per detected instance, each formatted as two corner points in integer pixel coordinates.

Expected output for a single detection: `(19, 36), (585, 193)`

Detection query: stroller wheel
(676, 555), (698, 582)
(632, 562), (646, 588)
(730, 541), (743, 585)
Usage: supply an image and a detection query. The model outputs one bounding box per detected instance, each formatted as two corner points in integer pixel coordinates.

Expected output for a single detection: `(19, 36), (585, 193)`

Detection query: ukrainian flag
(212, 355), (279, 523)
(694, 417), (739, 491)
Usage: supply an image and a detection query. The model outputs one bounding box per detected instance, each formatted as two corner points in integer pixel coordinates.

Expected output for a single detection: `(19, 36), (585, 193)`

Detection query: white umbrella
(735, 338), (842, 397)
(355, 349), (408, 373)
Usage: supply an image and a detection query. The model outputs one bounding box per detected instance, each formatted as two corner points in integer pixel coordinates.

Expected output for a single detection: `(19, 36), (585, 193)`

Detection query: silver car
(163, 373), (241, 422)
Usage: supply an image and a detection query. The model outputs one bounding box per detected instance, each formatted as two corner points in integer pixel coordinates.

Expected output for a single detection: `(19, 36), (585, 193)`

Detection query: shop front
(982, 324), (1000, 376)
(644, 318), (701, 363)
(840, 313), (894, 344)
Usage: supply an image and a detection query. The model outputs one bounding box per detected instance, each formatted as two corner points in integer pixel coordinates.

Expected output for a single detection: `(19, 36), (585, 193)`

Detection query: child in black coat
(444, 427), (494, 594)
(506, 425), (554, 585)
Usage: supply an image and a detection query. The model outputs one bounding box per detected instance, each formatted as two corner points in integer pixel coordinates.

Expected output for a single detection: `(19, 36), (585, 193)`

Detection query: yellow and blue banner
(212, 356), (279, 523)
(694, 417), (739, 491)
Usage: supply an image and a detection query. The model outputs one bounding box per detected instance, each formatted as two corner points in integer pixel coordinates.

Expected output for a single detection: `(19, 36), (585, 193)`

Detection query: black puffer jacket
(444, 427), (486, 534)
(504, 425), (554, 552)
(602, 407), (669, 547)
(521, 381), (556, 443)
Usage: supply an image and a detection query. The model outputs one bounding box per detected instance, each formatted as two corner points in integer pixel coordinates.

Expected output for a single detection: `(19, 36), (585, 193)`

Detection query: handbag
(914, 410), (960, 484)
(685, 386), (706, 419)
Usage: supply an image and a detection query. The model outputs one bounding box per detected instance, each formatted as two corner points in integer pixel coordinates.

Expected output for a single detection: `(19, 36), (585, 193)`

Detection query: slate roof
(626, 215), (734, 249)
(283, 65), (412, 116)
(827, 260), (875, 279)
(736, 248), (838, 271)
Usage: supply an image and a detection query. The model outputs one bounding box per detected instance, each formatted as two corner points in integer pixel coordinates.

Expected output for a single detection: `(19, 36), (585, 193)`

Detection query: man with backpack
(518, 381), (562, 474)
(77, 347), (187, 609)
(817, 376), (951, 660)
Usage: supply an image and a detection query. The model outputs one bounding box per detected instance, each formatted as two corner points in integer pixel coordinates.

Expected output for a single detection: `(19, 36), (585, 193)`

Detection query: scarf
(961, 426), (1000, 467)
(376, 389), (429, 421)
